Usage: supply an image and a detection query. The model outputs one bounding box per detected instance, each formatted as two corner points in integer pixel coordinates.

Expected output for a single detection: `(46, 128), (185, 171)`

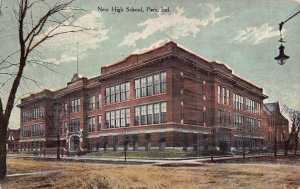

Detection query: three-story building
(18, 41), (267, 153)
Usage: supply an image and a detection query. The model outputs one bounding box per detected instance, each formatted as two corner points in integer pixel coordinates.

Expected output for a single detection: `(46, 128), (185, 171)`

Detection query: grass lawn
(0, 158), (299, 189)
(85, 149), (195, 158)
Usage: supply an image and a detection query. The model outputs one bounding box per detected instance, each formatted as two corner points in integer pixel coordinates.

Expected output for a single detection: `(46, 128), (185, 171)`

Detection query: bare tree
(293, 126), (300, 155)
(281, 105), (300, 156)
(0, 0), (89, 179)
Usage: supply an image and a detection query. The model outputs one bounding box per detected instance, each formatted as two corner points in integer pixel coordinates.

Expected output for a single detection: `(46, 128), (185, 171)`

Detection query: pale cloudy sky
(0, 0), (299, 128)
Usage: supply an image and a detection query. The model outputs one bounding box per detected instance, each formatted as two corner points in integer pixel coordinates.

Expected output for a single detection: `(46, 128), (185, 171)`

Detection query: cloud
(42, 11), (109, 53)
(231, 23), (285, 45)
(132, 38), (171, 54)
(119, 5), (229, 47)
(43, 54), (77, 64)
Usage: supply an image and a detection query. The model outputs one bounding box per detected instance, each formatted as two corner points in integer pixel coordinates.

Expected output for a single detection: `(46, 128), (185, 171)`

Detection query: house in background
(17, 41), (267, 154)
(7, 128), (20, 152)
(262, 102), (289, 149)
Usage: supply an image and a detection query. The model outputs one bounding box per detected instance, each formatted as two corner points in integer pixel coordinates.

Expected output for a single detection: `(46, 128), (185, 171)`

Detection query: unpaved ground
(0, 158), (299, 189)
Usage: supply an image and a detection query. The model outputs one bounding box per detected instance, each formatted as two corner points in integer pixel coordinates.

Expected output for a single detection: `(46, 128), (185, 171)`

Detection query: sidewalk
(8, 152), (287, 166)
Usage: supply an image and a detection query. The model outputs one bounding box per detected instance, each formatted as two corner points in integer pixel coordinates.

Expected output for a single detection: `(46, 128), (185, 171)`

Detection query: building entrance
(219, 140), (229, 152)
(70, 135), (80, 152)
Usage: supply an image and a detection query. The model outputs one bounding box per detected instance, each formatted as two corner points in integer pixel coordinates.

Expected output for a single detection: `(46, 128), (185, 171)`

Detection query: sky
(0, 0), (300, 129)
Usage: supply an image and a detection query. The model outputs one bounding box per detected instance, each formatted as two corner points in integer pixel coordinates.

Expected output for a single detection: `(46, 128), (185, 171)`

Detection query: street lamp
(274, 10), (300, 65)
(274, 44), (289, 65)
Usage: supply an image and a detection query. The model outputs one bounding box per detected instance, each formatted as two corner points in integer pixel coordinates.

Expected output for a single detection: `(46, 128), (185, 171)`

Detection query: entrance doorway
(70, 135), (80, 152)
(219, 141), (228, 152)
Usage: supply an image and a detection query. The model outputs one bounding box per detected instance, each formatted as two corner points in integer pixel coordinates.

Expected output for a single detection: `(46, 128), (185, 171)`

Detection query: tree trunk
(294, 136), (298, 155)
(0, 118), (8, 179)
(284, 141), (289, 156)
(273, 139), (277, 157)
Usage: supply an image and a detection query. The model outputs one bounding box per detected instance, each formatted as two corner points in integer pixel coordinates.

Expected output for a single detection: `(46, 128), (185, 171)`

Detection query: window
(33, 107), (42, 120)
(22, 111), (30, 122)
(234, 114), (244, 129)
(141, 77), (147, 97)
(217, 109), (229, 126)
(64, 121), (68, 133)
(251, 100), (255, 114)
(223, 111), (227, 126)
(70, 118), (80, 132)
(135, 80), (140, 98)
(121, 109), (126, 127)
(110, 111), (115, 128)
(257, 102), (261, 115)
(228, 112), (231, 127)
(154, 73), (161, 95)
(133, 135), (138, 150)
(64, 103), (68, 115)
(87, 138), (95, 151)
(105, 112), (110, 128)
(240, 96), (244, 110)
(70, 99), (80, 113)
(141, 105), (147, 125)
(88, 117), (95, 132)
(105, 88), (110, 104)
(121, 83), (126, 101)
(110, 86), (115, 103)
(126, 108), (130, 126)
(159, 133), (166, 150)
(154, 103), (160, 124)
(113, 136), (118, 151)
(88, 96), (95, 111)
(234, 94), (244, 110)
(147, 104), (153, 124)
(218, 110), (222, 126)
(105, 108), (130, 128)
(135, 72), (166, 98)
(98, 115), (102, 130)
(54, 104), (61, 117)
(226, 89), (230, 105)
(145, 133), (151, 151)
(105, 82), (130, 105)
(115, 84), (120, 102)
(257, 120), (261, 131)
(218, 86), (221, 104)
(160, 102), (167, 123)
(97, 94), (102, 110)
(147, 75), (153, 96)
(115, 110), (120, 128)
(222, 87), (226, 105)
(160, 72), (166, 93)
(246, 98), (255, 113)
(125, 82), (130, 100)
(134, 107), (140, 126)
(21, 126), (31, 137)
(247, 118), (256, 132)
(32, 124), (44, 136)
(135, 102), (167, 126)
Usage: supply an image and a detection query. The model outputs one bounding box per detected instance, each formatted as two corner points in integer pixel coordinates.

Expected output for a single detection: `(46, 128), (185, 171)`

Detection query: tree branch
(0, 50), (20, 66)
(0, 97), (3, 116)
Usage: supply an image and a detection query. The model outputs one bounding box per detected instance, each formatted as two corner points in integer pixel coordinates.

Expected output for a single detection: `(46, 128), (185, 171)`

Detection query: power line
(283, 5), (300, 21)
